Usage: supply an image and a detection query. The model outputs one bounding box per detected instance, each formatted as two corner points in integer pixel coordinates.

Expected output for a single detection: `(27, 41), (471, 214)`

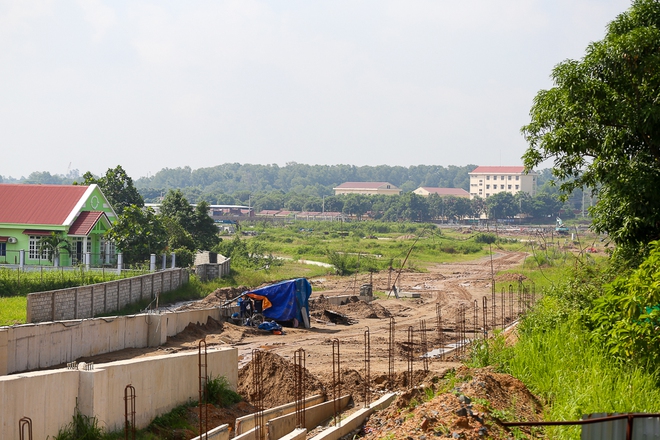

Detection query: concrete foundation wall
(266, 395), (351, 440)
(26, 269), (189, 323)
(0, 307), (222, 376)
(0, 348), (237, 439)
(0, 369), (80, 440)
(235, 394), (325, 435)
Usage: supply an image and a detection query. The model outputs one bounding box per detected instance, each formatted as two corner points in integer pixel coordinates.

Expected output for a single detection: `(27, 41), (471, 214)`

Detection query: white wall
(0, 347), (237, 439)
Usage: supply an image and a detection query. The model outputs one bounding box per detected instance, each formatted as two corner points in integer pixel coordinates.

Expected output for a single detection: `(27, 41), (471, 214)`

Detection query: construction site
(1, 250), (545, 439)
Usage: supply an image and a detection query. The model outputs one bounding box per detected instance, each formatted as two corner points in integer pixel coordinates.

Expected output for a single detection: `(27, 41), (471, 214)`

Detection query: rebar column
(501, 287), (506, 329)
(482, 296), (488, 337)
(473, 299), (478, 340)
(388, 317), (395, 388)
(509, 284), (514, 323)
(491, 285), (497, 330)
(407, 326), (414, 388)
(435, 303), (444, 360)
(293, 348), (306, 429)
(252, 349), (265, 440)
(364, 327), (371, 407)
(198, 339), (208, 440)
(332, 339), (341, 427)
(19, 417), (32, 440)
(420, 320), (428, 372)
(124, 385), (136, 440)
(461, 304), (467, 354)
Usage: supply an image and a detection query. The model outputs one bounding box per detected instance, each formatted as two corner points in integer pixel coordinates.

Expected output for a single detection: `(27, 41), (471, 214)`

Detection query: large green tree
(82, 165), (144, 214)
(105, 205), (168, 264)
(522, 0), (660, 262)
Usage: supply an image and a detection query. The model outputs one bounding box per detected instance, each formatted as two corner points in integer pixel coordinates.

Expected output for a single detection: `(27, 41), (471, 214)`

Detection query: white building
(468, 166), (537, 199)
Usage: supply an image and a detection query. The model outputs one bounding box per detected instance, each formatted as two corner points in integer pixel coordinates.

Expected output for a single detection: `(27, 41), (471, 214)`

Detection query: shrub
(206, 375), (242, 407)
(55, 407), (104, 440)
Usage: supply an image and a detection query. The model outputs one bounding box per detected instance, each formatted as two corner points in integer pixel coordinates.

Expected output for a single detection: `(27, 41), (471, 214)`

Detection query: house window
(516, 176), (520, 180)
(0, 243), (5, 257)
(486, 184), (490, 189)
(29, 236), (50, 260)
(486, 193), (490, 198)
(515, 185), (519, 189)
(508, 185), (512, 189)
(486, 176), (490, 180)
(500, 185), (505, 189)
(501, 175), (505, 180)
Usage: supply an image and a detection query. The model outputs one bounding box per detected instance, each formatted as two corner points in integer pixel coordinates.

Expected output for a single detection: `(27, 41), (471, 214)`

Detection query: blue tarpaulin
(247, 278), (312, 326)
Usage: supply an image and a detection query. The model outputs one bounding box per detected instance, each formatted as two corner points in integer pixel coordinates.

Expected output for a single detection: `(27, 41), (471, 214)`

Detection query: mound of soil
(177, 286), (250, 310)
(166, 317), (224, 344)
(359, 366), (543, 440)
(495, 273), (528, 282)
(238, 351), (327, 408)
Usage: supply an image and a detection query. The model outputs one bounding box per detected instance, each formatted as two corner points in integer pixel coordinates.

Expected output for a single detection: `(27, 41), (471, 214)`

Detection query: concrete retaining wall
(0, 307), (222, 376)
(190, 424), (230, 440)
(0, 348), (237, 439)
(308, 393), (397, 440)
(267, 395), (351, 440)
(26, 268), (188, 323)
(235, 394), (325, 435)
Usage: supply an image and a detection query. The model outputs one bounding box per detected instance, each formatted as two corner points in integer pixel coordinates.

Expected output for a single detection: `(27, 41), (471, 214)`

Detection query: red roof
(68, 211), (106, 236)
(334, 182), (397, 189)
(419, 187), (470, 197)
(470, 166), (526, 174)
(0, 184), (89, 225)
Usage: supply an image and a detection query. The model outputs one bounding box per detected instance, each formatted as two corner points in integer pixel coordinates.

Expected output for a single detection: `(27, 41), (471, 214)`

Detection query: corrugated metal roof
(0, 184), (89, 225)
(68, 211), (106, 236)
(470, 166), (527, 174)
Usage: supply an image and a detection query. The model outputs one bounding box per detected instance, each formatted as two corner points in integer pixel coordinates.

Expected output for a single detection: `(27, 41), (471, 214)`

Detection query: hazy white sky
(0, 0), (632, 180)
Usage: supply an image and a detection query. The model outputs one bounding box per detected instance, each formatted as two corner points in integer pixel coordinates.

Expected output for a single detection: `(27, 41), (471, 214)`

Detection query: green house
(0, 184), (117, 267)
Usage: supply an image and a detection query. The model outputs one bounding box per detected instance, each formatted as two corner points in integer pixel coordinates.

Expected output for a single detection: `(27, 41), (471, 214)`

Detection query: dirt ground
(76, 250), (550, 438)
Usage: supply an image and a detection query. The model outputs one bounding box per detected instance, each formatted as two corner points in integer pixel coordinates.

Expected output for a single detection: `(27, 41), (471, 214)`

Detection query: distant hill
(133, 163), (478, 202)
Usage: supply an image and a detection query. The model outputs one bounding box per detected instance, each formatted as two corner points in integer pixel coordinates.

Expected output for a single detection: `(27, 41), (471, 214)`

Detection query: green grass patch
(0, 266), (149, 297)
(0, 296), (27, 326)
(507, 317), (660, 439)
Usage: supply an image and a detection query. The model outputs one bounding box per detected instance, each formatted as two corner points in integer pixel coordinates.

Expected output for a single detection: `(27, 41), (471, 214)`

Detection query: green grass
(0, 266), (149, 297)
(506, 317), (660, 439)
(0, 296), (27, 325)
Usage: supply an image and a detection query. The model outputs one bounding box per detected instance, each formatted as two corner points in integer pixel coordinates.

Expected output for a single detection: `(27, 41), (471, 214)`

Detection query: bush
(55, 407), (104, 440)
(206, 375), (242, 407)
(475, 233), (497, 244)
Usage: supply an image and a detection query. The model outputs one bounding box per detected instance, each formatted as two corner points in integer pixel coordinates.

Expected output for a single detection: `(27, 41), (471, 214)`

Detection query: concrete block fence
(26, 268), (189, 323)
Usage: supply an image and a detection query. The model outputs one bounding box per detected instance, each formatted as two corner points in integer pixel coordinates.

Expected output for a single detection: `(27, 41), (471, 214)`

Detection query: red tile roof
(0, 184), (89, 225)
(470, 166), (526, 174)
(68, 211), (106, 236)
(419, 187), (470, 197)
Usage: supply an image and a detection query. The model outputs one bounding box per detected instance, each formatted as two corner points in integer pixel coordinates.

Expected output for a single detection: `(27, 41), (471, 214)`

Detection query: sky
(0, 0), (633, 180)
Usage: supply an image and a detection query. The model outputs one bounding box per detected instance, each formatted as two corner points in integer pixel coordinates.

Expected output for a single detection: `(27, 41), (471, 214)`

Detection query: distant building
(412, 187), (470, 198)
(333, 182), (401, 196)
(468, 166), (537, 199)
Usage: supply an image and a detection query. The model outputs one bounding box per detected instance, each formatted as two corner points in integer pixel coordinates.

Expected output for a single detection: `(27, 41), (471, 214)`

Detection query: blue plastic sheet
(247, 278), (312, 324)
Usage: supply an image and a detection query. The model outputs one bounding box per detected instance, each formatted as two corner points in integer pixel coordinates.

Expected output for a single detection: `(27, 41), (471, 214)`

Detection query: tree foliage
(522, 0), (660, 262)
(160, 190), (220, 252)
(82, 165), (144, 214)
(104, 205), (167, 265)
(587, 240), (660, 369)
